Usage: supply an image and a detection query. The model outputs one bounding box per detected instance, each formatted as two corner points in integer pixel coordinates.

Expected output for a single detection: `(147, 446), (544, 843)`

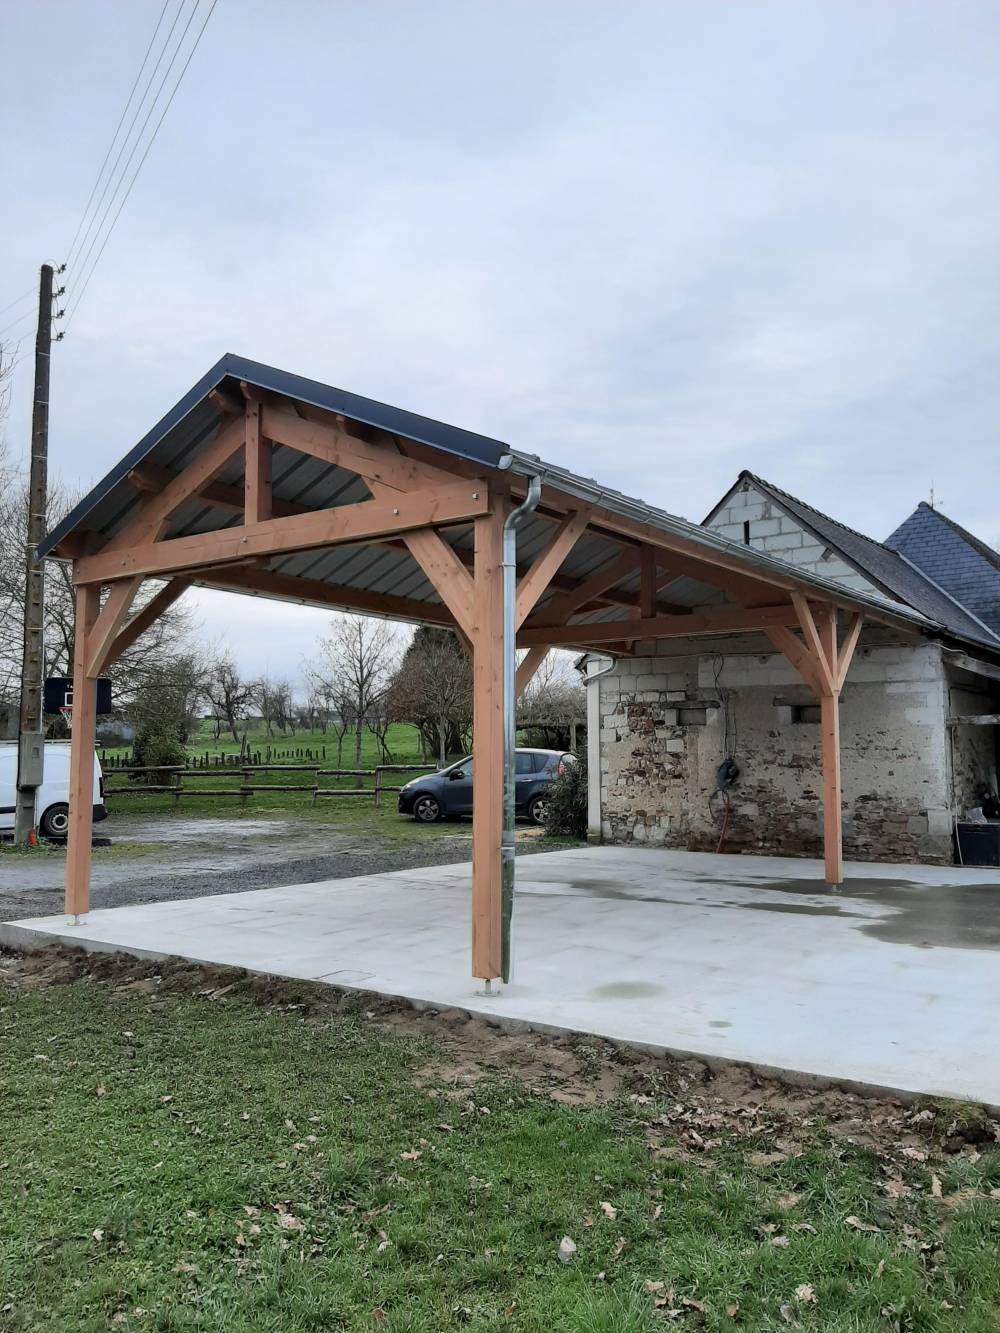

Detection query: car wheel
(528, 795), (548, 826)
(412, 794), (442, 823)
(39, 803), (69, 839)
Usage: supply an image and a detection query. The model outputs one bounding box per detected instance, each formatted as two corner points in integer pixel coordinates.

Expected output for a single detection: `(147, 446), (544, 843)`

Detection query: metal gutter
(498, 449), (943, 637)
(498, 473), (542, 986)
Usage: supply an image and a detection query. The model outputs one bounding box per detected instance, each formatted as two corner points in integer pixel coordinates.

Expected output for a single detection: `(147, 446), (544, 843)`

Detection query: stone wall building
(587, 474), (1000, 865)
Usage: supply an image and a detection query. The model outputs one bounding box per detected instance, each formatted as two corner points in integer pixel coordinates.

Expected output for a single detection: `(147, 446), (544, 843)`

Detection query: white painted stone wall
(707, 482), (888, 599)
(596, 636), (955, 863)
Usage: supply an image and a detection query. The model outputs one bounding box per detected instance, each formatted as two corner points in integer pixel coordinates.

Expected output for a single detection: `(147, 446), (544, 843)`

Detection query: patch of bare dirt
(3, 945), (996, 1174)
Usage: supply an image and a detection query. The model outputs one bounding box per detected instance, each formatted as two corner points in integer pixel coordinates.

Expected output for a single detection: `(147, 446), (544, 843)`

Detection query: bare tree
(314, 614), (400, 768)
(204, 653), (257, 744)
(258, 676), (296, 737)
(0, 444), (197, 722)
(387, 627), (471, 766)
(518, 650), (586, 749)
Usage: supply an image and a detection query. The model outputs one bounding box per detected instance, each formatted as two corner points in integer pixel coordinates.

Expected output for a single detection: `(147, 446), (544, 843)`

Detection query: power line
(0, 307), (36, 340)
(63, 0), (219, 329)
(0, 286), (35, 319)
(65, 0), (193, 301)
(63, 0), (175, 275)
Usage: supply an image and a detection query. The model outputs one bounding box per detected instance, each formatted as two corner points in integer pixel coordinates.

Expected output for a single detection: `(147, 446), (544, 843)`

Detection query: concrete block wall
(707, 482), (891, 601)
(597, 638), (954, 864)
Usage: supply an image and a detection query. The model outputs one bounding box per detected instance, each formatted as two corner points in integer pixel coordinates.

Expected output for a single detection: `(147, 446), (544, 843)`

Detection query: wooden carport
(40, 355), (929, 983)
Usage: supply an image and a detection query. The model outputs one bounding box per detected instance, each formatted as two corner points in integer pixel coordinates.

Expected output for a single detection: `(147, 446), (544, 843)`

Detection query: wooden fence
(102, 763), (434, 809)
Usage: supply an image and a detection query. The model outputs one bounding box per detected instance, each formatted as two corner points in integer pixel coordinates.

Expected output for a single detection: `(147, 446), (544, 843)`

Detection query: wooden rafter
(74, 483), (491, 584)
(244, 399), (272, 524)
(515, 509), (589, 628)
(108, 414), (247, 553)
(518, 601), (802, 649)
(194, 561), (457, 629)
(262, 406), (457, 494)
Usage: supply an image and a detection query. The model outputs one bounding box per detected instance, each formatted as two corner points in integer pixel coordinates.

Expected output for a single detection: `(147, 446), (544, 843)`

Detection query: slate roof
(886, 502), (1000, 637)
(710, 471), (1000, 650)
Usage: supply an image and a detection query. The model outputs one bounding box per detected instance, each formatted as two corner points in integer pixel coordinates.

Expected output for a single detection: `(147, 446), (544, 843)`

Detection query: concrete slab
(4, 846), (999, 1105)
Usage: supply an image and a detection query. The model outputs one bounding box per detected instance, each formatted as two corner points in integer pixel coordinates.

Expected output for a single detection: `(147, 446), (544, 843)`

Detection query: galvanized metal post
(500, 474), (541, 983)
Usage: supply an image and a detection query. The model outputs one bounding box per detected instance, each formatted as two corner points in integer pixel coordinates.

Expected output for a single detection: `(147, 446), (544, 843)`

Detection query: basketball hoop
(60, 705), (73, 731)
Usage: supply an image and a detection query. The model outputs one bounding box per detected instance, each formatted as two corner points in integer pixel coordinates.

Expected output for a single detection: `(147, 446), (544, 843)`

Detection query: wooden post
(471, 508), (504, 981)
(64, 582), (101, 918)
(820, 689), (842, 884)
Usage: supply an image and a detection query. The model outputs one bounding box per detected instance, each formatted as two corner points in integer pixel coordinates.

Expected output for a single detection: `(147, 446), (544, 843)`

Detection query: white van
(0, 742), (107, 839)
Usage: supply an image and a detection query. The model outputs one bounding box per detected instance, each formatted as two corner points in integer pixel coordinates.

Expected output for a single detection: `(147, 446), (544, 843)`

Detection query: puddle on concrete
(543, 873), (1000, 953)
(589, 981), (664, 999)
(741, 878), (1000, 951)
(740, 901), (865, 919)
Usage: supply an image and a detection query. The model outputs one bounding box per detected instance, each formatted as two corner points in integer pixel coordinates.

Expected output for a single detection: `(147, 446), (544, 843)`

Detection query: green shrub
(543, 750), (588, 838)
(132, 723), (186, 784)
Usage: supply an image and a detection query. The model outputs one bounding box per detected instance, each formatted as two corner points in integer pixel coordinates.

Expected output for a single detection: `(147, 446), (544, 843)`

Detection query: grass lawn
(1, 956), (998, 1332)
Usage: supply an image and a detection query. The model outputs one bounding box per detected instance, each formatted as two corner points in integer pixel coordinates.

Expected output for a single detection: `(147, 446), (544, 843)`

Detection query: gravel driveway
(0, 813), (486, 922)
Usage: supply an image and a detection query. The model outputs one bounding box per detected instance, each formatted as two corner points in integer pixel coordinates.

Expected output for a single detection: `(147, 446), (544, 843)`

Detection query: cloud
(3, 0), (998, 678)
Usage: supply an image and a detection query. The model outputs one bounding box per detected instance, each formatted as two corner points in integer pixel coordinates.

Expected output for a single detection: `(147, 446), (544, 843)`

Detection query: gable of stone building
(705, 481), (884, 599)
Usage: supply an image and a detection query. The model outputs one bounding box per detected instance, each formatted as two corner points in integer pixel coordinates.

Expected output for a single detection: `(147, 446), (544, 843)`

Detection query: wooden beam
(518, 601), (801, 648)
(110, 414), (247, 551)
(526, 552), (637, 627)
(836, 612), (863, 690)
(402, 530), (476, 639)
(244, 399), (272, 524)
(123, 464), (671, 619)
(514, 509), (589, 628)
(262, 406), (457, 493)
(515, 646), (549, 697)
(209, 387), (243, 415)
(195, 563), (457, 627)
(791, 593), (836, 695)
(639, 545), (656, 619)
(65, 583), (100, 918)
(128, 461), (303, 520)
(471, 509), (504, 981)
(101, 578), (193, 668)
(74, 482), (490, 584)
(765, 625), (823, 693)
(820, 690), (843, 885)
(86, 578), (142, 676)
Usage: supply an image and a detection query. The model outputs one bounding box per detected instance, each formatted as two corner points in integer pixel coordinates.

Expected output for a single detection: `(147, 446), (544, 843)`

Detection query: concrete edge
(3, 923), (996, 1115)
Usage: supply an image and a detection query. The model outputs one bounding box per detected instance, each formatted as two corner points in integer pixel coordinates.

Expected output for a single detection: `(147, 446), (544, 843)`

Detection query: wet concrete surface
(6, 844), (1000, 1102)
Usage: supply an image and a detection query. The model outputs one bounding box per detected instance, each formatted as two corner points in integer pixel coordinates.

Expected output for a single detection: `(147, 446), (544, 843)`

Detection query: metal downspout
(501, 473), (542, 983)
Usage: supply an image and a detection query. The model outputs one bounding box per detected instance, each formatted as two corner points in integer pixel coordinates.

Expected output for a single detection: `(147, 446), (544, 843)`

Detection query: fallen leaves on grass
(845, 1215), (881, 1233)
(794, 1283), (816, 1304)
(599, 1200), (617, 1220)
(400, 1149), (421, 1161)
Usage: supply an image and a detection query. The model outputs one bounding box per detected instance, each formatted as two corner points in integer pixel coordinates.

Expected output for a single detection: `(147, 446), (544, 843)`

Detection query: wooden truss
(63, 388), (872, 972)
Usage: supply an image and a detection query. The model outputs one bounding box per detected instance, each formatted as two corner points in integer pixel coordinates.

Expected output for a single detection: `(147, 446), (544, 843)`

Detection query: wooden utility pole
(14, 263), (54, 843)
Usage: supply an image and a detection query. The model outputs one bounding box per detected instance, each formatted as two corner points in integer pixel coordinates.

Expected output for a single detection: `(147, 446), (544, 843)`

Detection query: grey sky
(2, 1), (998, 683)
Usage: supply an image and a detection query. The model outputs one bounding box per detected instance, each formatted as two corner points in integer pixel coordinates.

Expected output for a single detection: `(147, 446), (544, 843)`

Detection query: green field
(2, 959), (998, 1332)
(100, 722), (437, 819)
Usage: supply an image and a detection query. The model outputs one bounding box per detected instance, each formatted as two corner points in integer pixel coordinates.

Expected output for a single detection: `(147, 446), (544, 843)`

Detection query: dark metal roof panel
(38, 353), (509, 559)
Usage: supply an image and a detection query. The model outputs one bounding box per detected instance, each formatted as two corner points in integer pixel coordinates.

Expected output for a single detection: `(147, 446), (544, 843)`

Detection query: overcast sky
(2, 1), (998, 683)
